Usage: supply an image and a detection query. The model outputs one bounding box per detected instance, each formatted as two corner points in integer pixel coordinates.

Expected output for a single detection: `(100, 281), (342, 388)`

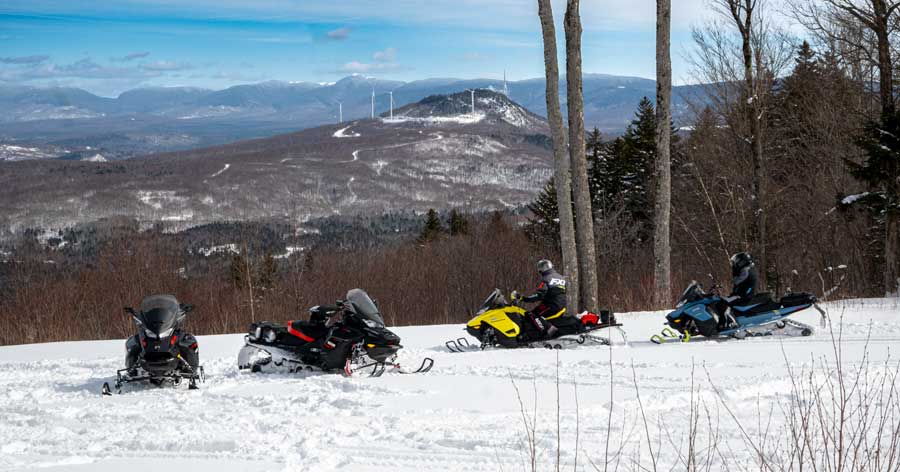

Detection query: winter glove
(510, 291), (521, 303)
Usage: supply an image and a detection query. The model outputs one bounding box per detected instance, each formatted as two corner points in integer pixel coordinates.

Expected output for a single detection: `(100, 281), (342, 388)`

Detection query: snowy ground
(1, 298), (898, 471)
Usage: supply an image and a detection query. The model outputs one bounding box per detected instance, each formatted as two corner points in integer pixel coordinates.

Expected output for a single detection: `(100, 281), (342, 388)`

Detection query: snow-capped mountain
(0, 75), (703, 161)
(0, 92), (553, 232)
(388, 89), (546, 131)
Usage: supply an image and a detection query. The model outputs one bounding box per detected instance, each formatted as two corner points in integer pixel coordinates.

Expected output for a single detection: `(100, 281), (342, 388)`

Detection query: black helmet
(730, 252), (753, 274)
(536, 259), (553, 274)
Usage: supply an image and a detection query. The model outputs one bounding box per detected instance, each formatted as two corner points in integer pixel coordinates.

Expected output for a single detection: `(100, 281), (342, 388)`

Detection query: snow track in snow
(0, 299), (897, 471)
(210, 163), (230, 177)
(333, 126), (361, 138)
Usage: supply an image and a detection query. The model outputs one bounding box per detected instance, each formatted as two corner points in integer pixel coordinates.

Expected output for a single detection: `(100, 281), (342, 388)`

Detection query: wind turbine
(338, 101), (343, 123)
(467, 89), (475, 114)
(389, 91), (394, 120)
(371, 89), (375, 119)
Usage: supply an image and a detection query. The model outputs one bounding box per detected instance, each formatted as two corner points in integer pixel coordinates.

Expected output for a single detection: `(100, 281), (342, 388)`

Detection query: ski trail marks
(210, 164), (230, 177)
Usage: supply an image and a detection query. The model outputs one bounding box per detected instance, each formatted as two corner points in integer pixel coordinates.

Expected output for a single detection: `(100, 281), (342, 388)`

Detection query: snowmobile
(102, 295), (204, 395)
(650, 281), (826, 344)
(445, 288), (626, 352)
(237, 289), (433, 377)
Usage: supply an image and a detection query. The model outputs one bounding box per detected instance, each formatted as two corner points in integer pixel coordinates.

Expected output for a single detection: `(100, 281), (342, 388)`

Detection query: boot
(545, 324), (559, 339)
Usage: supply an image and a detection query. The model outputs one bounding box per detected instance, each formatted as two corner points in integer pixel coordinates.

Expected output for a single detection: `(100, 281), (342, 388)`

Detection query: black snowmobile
(102, 295), (204, 395)
(444, 289), (626, 352)
(237, 289), (433, 376)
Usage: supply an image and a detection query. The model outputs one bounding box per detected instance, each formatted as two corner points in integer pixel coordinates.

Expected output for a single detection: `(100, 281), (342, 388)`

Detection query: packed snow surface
(0, 298), (897, 471)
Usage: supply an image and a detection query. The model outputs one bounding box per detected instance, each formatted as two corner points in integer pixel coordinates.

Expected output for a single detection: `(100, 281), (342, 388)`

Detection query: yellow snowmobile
(444, 289), (624, 352)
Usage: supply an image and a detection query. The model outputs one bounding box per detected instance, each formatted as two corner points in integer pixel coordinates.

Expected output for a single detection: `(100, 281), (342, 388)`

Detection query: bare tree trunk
(728, 0), (768, 287)
(653, 0), (673, 307)
(564, 0), (599, 312)
(537, 0), (580, 309)
(872, 0), (895, 116)
(887, 211), (900, 295)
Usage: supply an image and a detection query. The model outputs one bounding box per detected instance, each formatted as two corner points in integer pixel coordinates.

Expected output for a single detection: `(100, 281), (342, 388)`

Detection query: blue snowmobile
(651, 281), (826, 344)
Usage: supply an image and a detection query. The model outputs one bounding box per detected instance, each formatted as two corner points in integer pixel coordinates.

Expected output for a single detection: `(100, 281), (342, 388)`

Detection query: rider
(514, 259), (568, 338)
(717, 252), (759, 329)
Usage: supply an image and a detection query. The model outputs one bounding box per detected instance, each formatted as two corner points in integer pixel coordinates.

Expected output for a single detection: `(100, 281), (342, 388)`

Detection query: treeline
(0, 213), (533, 345)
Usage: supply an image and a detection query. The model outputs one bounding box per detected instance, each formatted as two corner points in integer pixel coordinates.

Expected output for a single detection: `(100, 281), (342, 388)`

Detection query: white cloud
(373, 47), (396, 63)
(140, 60), (192, 71)
(326, 27), (351, 40)
(112, 51), (150, 62)
(0, 55), (50, 64)
(338, 60), (403, 74)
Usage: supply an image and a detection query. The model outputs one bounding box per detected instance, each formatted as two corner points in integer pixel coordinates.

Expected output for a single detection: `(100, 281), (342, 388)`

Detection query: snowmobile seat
(288, 320), (329, 343)
(779, 292), (816, 307)
(731, 293), (780, 316)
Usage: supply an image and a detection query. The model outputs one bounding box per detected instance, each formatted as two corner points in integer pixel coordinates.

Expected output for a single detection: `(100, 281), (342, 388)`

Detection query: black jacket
(729, 265), (758, 304)
(523, 270), (568, 313)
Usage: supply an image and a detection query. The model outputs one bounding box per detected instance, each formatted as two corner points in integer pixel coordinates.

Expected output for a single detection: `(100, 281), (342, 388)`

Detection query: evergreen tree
(229, 252), (248, 289)
(845, 111), (900, 293)
(256, 251), (278, 289)
(417, 209), (444, 243)
(524, 179), (561, 248)
(447, 209), (470, 236)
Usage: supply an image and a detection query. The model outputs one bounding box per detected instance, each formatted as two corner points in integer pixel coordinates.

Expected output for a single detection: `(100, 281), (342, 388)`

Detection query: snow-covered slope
(0, 298), (897, 471)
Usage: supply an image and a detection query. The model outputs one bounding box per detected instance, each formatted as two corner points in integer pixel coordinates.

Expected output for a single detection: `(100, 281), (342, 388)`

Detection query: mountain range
(0, 90), (558, 235)
(0, 74), (704, 161)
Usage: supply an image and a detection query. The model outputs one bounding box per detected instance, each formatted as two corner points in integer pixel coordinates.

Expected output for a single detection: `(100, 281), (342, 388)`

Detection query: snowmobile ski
(102, 363), (205, 395)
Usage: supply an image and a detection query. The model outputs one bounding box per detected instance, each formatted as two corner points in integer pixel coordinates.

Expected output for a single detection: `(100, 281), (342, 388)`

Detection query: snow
(210, 164), (230, 177)
(83, 154), (106, 163)
(842, 192), (870, 205)
(195, 244), (239, 257)
(382, 113), (485, 125)
(0, 299), (897, 471)
(333, 126), (361, 138)
(273, 245), (304, 259)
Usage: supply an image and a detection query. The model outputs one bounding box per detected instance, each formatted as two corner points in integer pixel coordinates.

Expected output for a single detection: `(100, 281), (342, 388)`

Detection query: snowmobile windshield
(345, 289), (385, 328)
(676, 282), (704, 307)
(139, 295), (181, 336)
(477, 289), (502, 314)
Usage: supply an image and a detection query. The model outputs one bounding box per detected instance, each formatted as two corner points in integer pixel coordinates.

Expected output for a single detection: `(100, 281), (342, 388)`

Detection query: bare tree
(791, 0), (900, 294)
(564, 0), (600, 312)
(537, 0), (580, 310)
(791, 0), (899, 116)
(653, 0), (673, 307)
(690, 0), (792, 287)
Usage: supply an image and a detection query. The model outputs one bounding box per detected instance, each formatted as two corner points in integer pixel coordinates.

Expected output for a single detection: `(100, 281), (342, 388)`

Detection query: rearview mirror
(180, 304), (194, 314)
(124, 307), (137, 316)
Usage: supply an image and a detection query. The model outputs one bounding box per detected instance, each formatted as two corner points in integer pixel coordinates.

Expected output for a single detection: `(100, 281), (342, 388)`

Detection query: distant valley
(0, 74), (703, 161)
(0, 90), (554, 235)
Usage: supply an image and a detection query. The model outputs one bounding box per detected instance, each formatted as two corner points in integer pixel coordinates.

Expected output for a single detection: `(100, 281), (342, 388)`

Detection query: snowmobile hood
(345, 289), (385, 327)
(139, 295), (182, 335)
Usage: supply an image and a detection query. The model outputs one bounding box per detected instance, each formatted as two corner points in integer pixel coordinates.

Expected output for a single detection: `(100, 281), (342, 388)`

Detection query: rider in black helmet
(717, 252), (759, 328)
(513, 259), (568, 339)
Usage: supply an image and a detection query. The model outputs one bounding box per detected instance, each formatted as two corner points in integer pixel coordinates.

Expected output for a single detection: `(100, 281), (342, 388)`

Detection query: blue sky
(0, 0), (787, 96)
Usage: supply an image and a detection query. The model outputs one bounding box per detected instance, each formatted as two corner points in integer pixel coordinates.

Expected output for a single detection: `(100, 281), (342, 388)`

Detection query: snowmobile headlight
(264, 329), (276, 343)
(362, 319), (380, 328)
(676, 300), (685, 308)
(158, 327), (175, 339)
(144, 329), (158, 338)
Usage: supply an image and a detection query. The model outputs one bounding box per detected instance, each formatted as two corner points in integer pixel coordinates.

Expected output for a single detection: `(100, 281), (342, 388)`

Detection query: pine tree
(256, 251), (278, 289)
(229, 252), (248, 288)
(524, 179), (561, 248)
(417, 209), (444, 244)
(845, 111), (900, 294)
(447, 209), (470, 236)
